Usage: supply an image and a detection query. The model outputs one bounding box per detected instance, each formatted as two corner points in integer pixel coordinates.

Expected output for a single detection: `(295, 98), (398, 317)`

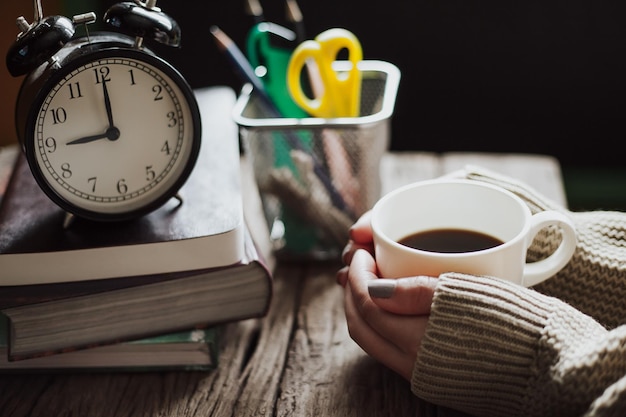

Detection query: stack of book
(0, 87), (273, 372)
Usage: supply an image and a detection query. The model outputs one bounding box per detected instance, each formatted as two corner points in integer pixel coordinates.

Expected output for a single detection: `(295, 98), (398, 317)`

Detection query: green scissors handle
(246, 22), (307, 117)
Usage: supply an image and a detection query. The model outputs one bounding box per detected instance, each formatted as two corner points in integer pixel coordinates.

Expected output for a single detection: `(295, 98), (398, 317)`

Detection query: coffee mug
(371, 179), (577, 287)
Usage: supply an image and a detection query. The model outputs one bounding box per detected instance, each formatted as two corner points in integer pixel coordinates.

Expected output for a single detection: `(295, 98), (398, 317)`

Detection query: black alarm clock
(6, 0), (201, 224)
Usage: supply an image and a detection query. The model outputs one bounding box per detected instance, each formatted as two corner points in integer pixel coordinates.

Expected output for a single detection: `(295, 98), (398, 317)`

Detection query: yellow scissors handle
(287, 28), (363, 118)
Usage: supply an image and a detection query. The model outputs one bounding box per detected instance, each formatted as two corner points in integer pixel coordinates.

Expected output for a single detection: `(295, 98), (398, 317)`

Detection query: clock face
(25, 48), (201, 220)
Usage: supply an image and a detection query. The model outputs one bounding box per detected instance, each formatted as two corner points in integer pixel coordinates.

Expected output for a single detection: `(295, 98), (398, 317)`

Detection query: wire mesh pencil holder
(234, 60), (401, 260)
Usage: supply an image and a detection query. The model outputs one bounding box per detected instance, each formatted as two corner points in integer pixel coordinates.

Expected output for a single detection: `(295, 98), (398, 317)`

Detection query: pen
(283, 0), (324, 98)
(210, 26), (277, 114)
(210, 25), (349, 213)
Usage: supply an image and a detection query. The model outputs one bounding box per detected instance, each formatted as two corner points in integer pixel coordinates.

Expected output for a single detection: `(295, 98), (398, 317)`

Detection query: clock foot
(63, 212), (75, 229)
(173, 193), (183, 206)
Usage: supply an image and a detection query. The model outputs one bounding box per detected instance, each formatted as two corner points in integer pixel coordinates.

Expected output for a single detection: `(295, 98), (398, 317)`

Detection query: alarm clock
(6, 0), (202, 224)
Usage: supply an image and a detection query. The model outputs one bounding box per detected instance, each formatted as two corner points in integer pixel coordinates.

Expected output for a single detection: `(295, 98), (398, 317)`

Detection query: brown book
(2, 228), (271, 361)
(0, 87), (245, 285)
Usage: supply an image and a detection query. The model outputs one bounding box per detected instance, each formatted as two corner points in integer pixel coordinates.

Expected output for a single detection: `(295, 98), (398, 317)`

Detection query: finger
(336, 265), (349, 287)
(341, 239), (375, 266)
(346, 250), (427, 358)
(344, 281), (414, 381)
(341, 211), (375, 266)
(347, 249), (379, 289)
(367, 276), (437, 315)
(348, 210), (373, 244)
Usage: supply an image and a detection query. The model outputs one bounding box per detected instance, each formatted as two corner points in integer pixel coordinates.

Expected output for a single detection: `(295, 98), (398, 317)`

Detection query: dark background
(63, 1), (626, 209)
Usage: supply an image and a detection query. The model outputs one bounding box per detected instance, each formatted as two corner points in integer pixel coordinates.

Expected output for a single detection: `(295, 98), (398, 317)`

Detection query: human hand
(337, 210), (374, 287)
(343, 210), (374, 262)
(339, 247), (437, 381)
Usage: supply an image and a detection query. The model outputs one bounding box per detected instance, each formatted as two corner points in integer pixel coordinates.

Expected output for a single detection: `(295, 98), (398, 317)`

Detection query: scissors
(287, 28), (363, 118)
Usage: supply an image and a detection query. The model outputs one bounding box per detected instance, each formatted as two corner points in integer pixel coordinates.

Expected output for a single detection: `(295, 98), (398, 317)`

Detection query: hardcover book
(0, 317), (218, 372)
(0, 87), (244, 285)
(1, 227), (272, 360)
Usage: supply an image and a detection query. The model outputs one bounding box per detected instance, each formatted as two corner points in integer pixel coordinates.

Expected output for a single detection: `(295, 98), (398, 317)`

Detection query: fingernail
(368, 279), (397, 299)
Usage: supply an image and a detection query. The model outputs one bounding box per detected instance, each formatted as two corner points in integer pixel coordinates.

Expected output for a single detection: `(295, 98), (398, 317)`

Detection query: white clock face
(32, 52), (199, 218)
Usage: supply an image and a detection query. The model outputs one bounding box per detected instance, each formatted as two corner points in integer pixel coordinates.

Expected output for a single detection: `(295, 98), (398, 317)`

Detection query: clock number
(44, 137), (57, 153)
(152, 85), (163, 101)
(68, 82), (83, 99)
(61, 163), (72, 178)
(167, 111), (177, 127)
(94, 66), (111, 84)
(128, 69), (136, 85)
(88, 177), (97, 192)
(117, 179), (128, 194)
(161, 141), (171, 155)
(146, 166), (156, 181)
(49, 108), (67, 124)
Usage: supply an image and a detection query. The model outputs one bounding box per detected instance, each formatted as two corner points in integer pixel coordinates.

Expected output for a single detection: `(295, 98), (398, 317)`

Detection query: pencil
(285, 0), (306, 42)
(210, 25), (281, 117)
(244, 0), (264, 23)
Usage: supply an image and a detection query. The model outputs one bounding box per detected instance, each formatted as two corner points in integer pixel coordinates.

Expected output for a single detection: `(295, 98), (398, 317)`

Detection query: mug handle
(523, 211), (577, 287)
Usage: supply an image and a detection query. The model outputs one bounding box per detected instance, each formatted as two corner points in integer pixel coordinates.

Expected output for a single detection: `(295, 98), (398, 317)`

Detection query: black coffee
(398, 228), (504, 253)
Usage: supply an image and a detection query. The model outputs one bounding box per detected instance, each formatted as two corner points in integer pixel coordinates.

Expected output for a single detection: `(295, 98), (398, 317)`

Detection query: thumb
(367, 276), (437, 315)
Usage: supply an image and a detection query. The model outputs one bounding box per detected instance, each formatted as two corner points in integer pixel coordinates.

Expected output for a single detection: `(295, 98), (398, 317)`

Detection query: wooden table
(0, 88), (566, 417)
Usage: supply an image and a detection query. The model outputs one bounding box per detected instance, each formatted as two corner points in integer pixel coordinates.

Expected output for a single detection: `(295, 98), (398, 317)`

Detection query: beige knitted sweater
(411, 167), (626, 417)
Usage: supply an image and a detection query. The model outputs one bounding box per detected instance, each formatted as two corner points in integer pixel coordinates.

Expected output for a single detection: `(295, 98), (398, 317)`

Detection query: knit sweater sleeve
(410, 166), (626, 417)
(412, 272), (626, 417)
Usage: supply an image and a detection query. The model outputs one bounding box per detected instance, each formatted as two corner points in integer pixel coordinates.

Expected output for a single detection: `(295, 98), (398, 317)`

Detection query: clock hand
(67, 80), (121, 145)
(102, 79), (115, 129)
(67, 126), (120, 145)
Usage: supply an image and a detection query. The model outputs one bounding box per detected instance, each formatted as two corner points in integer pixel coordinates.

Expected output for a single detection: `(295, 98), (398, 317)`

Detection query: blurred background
(2, 0), (626, 211)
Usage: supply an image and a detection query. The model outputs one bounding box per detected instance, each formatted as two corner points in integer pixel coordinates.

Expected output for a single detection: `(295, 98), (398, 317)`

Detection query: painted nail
(368, 279), (397, 299)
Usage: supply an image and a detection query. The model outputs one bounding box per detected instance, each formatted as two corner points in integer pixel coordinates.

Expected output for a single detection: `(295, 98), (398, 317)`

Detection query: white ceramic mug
(371, 179), (577, 287)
